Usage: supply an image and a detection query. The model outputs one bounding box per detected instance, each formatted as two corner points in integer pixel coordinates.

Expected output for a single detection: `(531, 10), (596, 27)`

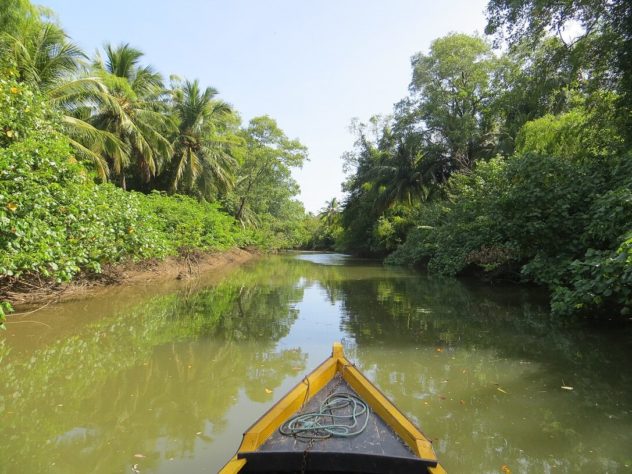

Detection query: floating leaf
(264, 388), (272, 394)
(561, 386), (574, 391)
(133, 454), (145, 459)
(435, 348), (443, 352)
(501, 464), (511, 473)
(497, 387), (508, 394)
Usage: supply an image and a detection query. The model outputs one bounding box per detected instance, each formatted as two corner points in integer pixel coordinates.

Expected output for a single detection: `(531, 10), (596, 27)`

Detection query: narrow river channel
(1, 253), (631, 473)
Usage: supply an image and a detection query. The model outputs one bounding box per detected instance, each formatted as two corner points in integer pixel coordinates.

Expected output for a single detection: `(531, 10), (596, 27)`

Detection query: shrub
(138, 192), (239, 254)
(388, 150), (632, 319)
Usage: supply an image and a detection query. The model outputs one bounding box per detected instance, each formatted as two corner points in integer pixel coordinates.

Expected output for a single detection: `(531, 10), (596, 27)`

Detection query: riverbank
(2, 248), (257, 307)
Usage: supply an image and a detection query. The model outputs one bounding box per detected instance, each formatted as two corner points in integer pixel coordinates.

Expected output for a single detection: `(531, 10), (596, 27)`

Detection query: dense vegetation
(0, 0), (313, 328)
(1, 0), (630, 326)
(321, 1), (632, 320)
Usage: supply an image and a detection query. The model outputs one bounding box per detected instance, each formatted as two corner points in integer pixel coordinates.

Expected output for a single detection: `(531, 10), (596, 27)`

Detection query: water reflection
(333, 273), (632, 472)
(0, 264), (308, 473)
(1, 254), (631, 473)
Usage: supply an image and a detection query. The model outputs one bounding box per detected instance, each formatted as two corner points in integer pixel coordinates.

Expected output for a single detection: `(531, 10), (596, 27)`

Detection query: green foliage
(165, 78), (240, 198)
(0, 79), (167, 283)
(389, 143), (632, 318)
(0, 77), (47, 146)
(0, 80), (291, 308)
(339, 34), (500, 256)
(303, 198), (343, 250)
(236, 200), (312, 251)
(0, 0), (39, 38)
(229, 116), (307, 224)
(491, 37), (576, 155)
(139, 192), (239, 253)
(0, 1), (313, 307)
(552, 234), (632, 318)
(388, 157), (513, 275)
(409, 33), (498, 169)
(485, 0), (632, 143)
(221, 116), (309, 249)
(1, 2), (311, 256)
(344, 32), (632, 320)
(90, 43), (173, 187)
(516, 98), (624, 159)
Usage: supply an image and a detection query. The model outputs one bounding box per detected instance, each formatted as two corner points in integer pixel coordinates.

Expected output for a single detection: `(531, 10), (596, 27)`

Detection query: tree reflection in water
(0, 264), (307, 473)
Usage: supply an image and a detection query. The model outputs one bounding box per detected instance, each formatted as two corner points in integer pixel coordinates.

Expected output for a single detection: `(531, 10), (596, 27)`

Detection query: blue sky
(41, 0), (488, 213)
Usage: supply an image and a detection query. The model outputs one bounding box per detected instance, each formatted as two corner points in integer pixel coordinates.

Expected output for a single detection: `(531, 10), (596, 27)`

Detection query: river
(1, 253), (631, 473)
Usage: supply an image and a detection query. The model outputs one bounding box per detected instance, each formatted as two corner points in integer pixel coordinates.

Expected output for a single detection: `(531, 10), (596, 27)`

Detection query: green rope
(279, 392), (370, 440)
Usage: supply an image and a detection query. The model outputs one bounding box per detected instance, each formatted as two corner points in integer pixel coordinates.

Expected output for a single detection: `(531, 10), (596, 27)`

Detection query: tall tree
(0, 18), (126, 178)
(491, 37), (577, 155)
(408, 33), (498, 170)
(166, 78), (239, 199)
(0, 0), (39, 37)
(485, 0), (632, 142)
(2, 22), (82, 89)
(338, 117), (392, 255)
(368, 131), (444, 212)
(319, 197), (340, 227)
(91, 43), (173, 188)
(231, 116), (307, 225)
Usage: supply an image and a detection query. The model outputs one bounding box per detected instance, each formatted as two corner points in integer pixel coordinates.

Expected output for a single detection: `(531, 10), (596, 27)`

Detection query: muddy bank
(2, 248), (257, 307)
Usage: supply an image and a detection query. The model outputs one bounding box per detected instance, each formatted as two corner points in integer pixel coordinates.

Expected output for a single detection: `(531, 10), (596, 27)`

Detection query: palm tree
(0, 0), (40, 37)
(3, 21), (81, 89)
(90, 43), (173, 188)
(318, 197), (340, 227)
(369, 132), (443, 212)
(166, 78), (238, 198)
(0, 20), (125, 178)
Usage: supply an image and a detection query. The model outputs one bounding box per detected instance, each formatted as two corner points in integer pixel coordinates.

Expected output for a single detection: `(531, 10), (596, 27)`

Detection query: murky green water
(1, 253), (631, 473)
